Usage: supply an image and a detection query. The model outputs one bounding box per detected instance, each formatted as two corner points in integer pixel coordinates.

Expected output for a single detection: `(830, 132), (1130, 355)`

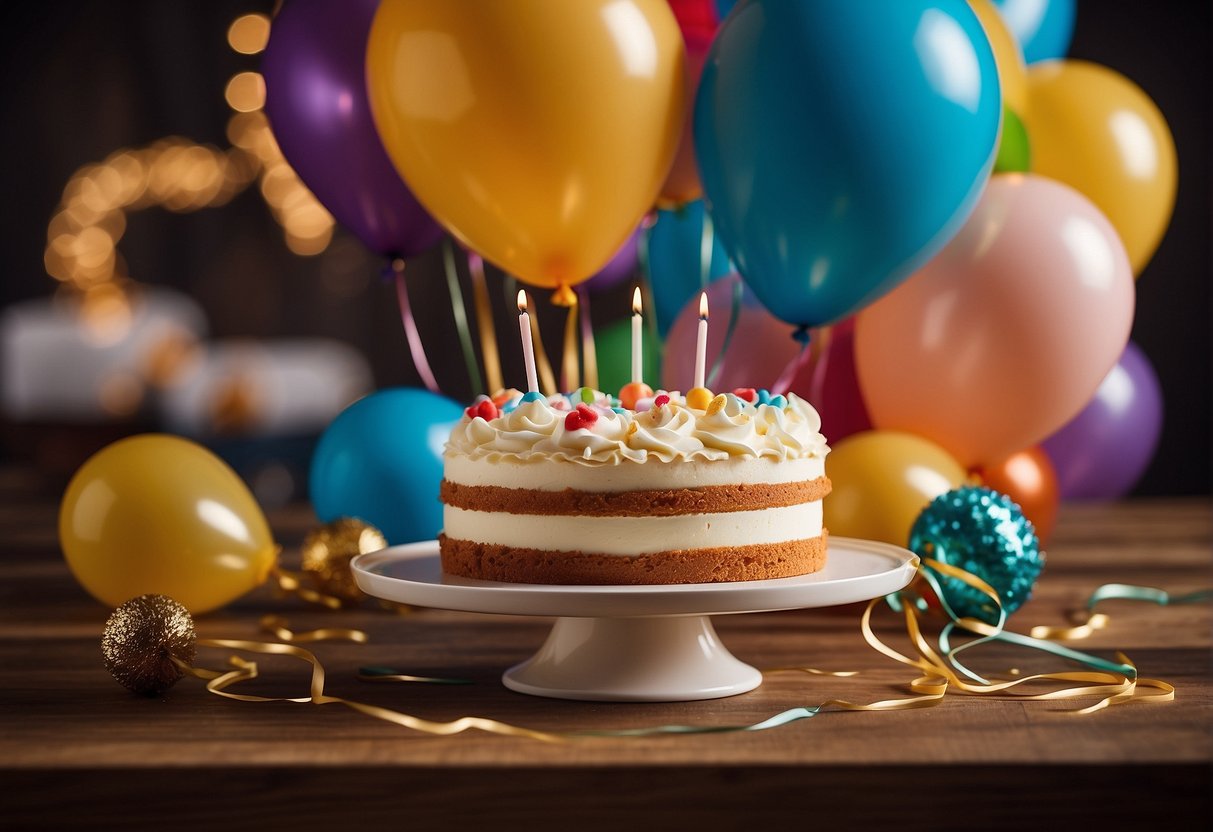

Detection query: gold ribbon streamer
(259, 615), (368, 644)
(1030, 584), (1212, 642)
(168, 561), (1177, 743)
(269, 563), (343, 610)
(858, 559), (1175, 714)
(467, 253), (503, 395)
(186, 639), (561, 742)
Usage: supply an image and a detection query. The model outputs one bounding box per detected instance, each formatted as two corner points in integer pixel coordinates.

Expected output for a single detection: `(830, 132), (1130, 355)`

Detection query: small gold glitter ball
(102, 594), (197, 696)
(301, 518), (387, 603)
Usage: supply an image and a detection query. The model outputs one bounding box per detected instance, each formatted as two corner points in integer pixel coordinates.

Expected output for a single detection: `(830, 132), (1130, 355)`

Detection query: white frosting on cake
(444, 454), (824, 493)
(445, 392), (828, 466)
(443, 501), (823, 556)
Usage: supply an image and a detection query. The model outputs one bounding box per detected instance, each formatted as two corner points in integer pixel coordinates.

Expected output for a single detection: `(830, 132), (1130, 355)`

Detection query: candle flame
(517, 289), (528, 314)
(698, 291), (709, 320)
(632, 286), (643, 315)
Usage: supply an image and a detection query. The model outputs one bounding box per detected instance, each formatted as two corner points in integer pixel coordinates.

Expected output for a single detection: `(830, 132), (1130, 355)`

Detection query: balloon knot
(379, 257), (405, 283)
(792, 326), (812, 346)
(550, 283), (577, 307)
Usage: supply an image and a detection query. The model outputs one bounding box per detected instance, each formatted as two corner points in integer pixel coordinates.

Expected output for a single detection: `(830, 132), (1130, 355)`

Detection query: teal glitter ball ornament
(908, 486), (1045, 624)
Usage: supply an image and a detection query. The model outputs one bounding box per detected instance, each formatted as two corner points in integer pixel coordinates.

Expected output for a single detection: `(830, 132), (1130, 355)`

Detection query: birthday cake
(438, 387), (830, 585)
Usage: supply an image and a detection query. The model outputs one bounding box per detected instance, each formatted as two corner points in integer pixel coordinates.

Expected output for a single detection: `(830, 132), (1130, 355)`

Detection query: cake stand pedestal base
(351, 538), (918, 703)
(503, 615), (761, 702)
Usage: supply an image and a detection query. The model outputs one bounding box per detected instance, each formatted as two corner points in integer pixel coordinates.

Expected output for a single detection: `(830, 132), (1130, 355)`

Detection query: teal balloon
(992, 0), (1076, 64)
(309, 388), (463, 545)
(644, 200), (733, 336)
(695, 0), (1001, 328)
(595, 318), (663, 395)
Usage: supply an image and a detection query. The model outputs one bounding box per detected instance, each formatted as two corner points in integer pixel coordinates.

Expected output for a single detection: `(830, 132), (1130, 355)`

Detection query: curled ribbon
(269, 561), (343, 610)
(1030, 583), (1213, 642)
(180, 561), (1181, 742)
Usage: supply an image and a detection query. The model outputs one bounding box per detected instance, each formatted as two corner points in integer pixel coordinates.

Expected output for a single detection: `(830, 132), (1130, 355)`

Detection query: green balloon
(994, 106), (1031, 174)
(595, 318), (662, 395)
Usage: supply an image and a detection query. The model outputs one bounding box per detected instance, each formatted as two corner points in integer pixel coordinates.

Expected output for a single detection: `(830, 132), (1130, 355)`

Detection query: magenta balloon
(661, 274), (799, 393)
(1041, 342), (1163, 500)
(585, 228), (641, 293)
(806, 319), (873, 443)
(262, 0), (443, 259)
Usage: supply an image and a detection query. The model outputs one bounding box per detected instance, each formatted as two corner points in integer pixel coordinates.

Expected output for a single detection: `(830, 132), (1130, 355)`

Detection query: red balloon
(804, 319), (873, 444)
(666, 0), (720, 47)
(975, 446), (1060, 545)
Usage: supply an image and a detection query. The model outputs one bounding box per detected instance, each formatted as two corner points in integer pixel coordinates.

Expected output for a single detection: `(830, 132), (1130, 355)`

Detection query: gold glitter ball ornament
(102, 594), (197, 696)
(301, 518), (387, 602)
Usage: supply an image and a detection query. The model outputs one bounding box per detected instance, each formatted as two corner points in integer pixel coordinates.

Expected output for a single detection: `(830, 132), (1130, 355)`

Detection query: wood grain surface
(0, 467), (1208, 830)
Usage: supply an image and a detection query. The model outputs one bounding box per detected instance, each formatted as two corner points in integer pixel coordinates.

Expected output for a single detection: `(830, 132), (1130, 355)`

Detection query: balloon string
(805, 325), (833, 408)
(771, 332), (812, 396)
(707, 278), (743, 389)
(467, 252), (503, 394)
(560, 296), (580, 392)
(441, 239), (485, 395)
(699, 209), (714, 290)
(389, 261), (440, 394)
(577, 286), (599, 390)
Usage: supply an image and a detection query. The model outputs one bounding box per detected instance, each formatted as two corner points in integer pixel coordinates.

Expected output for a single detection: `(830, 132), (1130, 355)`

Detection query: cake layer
(443, 454), (824, 493)
(440, 476), (831, 517)
(439, 533), (828, 585)
(442, 502), (822, 555)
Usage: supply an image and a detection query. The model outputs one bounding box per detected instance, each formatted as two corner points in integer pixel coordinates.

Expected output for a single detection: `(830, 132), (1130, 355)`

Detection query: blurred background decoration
(0, 0), (1208, 510)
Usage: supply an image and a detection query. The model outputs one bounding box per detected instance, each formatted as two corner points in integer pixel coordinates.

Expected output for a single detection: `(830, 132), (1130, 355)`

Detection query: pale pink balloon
(661, 274), (800, 394)
(854, 174), (1135, 469)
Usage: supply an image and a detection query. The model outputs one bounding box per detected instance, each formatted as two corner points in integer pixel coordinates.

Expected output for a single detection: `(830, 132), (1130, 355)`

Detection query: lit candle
(693, 291), (709, 390)
(517, 290), (539, 393)
(631, 286), (643, 384)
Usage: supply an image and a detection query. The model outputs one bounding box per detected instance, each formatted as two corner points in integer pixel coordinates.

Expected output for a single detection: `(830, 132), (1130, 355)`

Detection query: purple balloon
(1042, 342), (1163, 500)
(262, 0), (443, 259)
(585, 228), (641, 292)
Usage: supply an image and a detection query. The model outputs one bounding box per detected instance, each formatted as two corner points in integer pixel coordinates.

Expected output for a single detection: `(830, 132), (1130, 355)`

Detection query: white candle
(517, 290), (539, 393)
(631, 286), (643, 384)
(693, 291), (708, 390)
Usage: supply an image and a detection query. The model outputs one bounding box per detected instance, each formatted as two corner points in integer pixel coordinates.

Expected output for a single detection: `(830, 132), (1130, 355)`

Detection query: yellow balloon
(968, 0), (1029, 118)
(1024, 60), (1177, 275)
(59, 435), (276, 614)
(824, 431), (968, 547)
(366, 0), (685, 304)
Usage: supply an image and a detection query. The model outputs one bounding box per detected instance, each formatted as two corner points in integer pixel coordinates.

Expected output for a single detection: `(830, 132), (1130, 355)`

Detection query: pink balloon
(661, 275), (800, 394)
(854, 174), (1135, 468)
(805, 319), (872, 443)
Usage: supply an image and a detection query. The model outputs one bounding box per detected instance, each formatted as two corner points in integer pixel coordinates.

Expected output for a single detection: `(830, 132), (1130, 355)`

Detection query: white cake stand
(351, 538), (917, 703)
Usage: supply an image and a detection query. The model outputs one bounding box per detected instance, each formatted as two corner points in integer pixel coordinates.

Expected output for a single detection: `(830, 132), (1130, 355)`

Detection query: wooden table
(1, 467), (1209, 830)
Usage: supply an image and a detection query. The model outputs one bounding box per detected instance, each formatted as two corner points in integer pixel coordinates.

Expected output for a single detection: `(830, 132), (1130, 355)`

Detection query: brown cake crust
(438, 532), (828, 585)
(440, 476), (831, 517)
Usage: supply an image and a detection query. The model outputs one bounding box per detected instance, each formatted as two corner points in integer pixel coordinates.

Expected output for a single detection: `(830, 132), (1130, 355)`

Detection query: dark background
(0, 0), (1208, 495)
